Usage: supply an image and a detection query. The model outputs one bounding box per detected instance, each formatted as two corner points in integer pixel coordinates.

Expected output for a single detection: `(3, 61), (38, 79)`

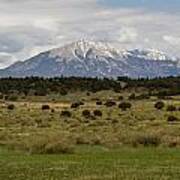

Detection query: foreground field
(0, 89), (179, 179)
(0, 146), (180, 180)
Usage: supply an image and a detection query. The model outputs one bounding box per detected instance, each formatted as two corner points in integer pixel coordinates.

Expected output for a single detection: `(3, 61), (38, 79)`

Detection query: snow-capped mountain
(0, 39), (179, 78)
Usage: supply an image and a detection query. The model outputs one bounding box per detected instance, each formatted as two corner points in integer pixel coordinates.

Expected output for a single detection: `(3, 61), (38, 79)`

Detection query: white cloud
(0, 52), (17, 68)
(163, 35), (180, 46)
(118, 27), (138, 43)
(0, 0), (180, 68)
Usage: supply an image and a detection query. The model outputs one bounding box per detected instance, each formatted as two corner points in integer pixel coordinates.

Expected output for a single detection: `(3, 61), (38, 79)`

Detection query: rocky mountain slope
(0, 39), (179, 78)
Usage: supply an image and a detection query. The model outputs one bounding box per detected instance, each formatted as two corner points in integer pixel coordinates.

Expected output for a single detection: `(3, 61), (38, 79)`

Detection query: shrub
(78, 101), (84, 106)
(86, 92), (90, 96)
(82, 110), (91, 118)
(128, 93), (136, 100)
(42, 105), (50, 110)
(118, 102), (132, 111)
(4, 95), (8, 100)
(59, 88), (68, 96)
(134, 134), (161, 147)
(154, 101), (165, 110)
(0, 94), (3, 99)
(136, 94), (150, 100)
(166, 105), (176, 112)
(61, 111), (72, 118)
(71, 103), (80, 108)
(7, 95), (18, 101)
(104, 100), (116, 107)
(118, 96), (124, 101)
(96, 101), (102, 105)
(167, 115), (178, 122)
(93, 110), (102, 117)
(7, 104), (15, 110)
(71, 101), (83, 108)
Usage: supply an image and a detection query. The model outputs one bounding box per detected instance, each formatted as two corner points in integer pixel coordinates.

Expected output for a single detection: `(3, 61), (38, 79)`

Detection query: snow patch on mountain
(0, 39), (179, 78)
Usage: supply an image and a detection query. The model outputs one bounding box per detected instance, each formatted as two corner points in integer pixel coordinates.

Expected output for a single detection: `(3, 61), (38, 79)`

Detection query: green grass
(0, 146), (180, 180)
(0, 92), (180, 179)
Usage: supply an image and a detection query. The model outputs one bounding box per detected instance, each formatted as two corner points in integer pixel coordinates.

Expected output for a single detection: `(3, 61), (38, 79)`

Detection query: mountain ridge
(0, 39), (179, 78)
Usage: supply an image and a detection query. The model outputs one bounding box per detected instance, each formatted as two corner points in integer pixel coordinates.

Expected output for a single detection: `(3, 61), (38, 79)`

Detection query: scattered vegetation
(118, 102), (132, 111)
(104, 100), (116, 107)
(93, 110), (103, 117)
(133, 134), (161, 147)
(96, 101), (102, 105)
(154, 101), (165, 110)
(61, 110), (72, 117)
(7, 104), (15, 110)
(82, 110), (91, 118)
(167, 115), (179, 122)
(42, 105), (50, 110)
(166, 105), (177, 112)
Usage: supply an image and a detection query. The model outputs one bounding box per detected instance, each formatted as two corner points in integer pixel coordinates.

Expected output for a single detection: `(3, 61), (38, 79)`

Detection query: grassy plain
(0, 91), (179, 179)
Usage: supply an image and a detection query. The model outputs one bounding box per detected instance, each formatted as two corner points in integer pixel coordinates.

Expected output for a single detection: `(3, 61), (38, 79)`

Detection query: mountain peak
(0, 40), (179, 78)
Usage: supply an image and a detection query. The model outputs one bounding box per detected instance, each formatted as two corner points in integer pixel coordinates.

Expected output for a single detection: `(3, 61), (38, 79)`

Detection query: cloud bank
(0, 0), (180, 68)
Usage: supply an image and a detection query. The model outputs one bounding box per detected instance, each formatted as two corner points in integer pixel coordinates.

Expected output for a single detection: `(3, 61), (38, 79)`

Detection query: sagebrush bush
(133, 134), (161, 147)
(96, 101), (102, 105)
(7, 104), (15, 110)
(167, 115), (178, 122)
(61, 110), (72, 117)
(104, 100), (116, 107)
(42, 105), (50, 110)
(166, 105), (176, 112)
(51, 109), (55, 113)
(118, 96), (124, 100)
(71, 102), (82, 108)
(82, 110), (91, 117)
(128, 93), (136, 100)
(86, 92), (90, 96)
(0, 94), (4, 99)
(93, 110), (102, 117)
(118, 102), (132, 111)
(154, 101), (165, 110)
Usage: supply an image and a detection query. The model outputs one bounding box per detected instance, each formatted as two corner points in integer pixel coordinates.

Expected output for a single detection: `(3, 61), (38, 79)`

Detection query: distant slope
(0, 40), (179, 78)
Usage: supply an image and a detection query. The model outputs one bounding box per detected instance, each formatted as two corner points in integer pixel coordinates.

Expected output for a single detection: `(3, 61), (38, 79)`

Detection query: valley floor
(0, 90), (179, 179)
(0, 146), (180, 180)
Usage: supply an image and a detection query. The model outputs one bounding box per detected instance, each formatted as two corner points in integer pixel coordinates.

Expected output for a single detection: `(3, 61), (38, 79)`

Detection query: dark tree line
(0, 76), (179, 96)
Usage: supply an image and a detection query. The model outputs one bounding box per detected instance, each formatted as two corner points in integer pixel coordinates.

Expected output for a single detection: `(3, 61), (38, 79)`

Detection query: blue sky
(100, 0), (180, 11)
(0, 0), (180, 68)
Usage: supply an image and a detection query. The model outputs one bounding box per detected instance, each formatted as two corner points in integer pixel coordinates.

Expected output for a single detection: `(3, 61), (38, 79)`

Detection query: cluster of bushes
(82, 109), (103, 118)
(104, 100), (132, 111)
(118, 102), (132, 111)
(154, 101), (180, 122)
(154, 101), (180, 112)
(71, 101), (84, 108)
(104, 100), (116, 107)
